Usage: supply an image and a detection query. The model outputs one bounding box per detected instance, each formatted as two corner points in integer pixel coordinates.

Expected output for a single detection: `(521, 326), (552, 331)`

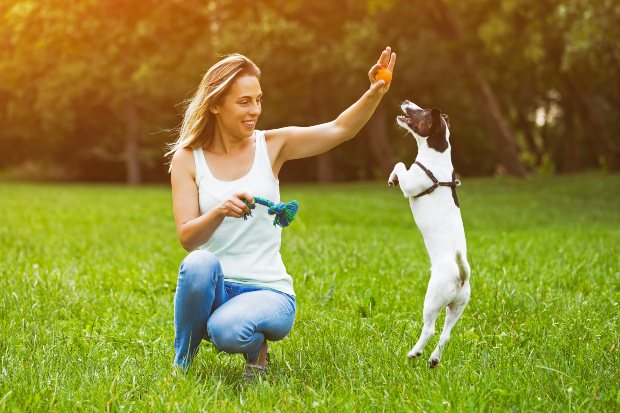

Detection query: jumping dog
(388, 100), (471, 368)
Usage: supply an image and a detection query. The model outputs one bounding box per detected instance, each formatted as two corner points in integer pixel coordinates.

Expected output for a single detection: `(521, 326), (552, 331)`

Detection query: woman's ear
(210, 107), (219, 114)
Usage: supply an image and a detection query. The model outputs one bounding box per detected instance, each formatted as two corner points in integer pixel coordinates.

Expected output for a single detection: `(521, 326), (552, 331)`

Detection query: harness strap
(413, 161), (461, 198)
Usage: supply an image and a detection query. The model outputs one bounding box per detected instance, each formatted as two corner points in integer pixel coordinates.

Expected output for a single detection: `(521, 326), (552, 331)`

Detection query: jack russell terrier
(388, 100), (471, 368)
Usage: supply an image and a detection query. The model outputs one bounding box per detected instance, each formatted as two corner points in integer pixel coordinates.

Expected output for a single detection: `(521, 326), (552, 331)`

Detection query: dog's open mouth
(398, 115), (412, 124)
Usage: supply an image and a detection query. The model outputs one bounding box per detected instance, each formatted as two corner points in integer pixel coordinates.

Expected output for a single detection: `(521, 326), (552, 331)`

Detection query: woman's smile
(242, 120), (256, 129)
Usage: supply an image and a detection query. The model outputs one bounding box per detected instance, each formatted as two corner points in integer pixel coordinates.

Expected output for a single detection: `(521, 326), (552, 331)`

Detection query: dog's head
(396, 100), (450, 152)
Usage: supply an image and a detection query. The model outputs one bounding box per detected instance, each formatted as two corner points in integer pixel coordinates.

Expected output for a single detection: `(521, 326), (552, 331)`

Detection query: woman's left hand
(368, 47), (396, 96)
(266, 47), (397, 166)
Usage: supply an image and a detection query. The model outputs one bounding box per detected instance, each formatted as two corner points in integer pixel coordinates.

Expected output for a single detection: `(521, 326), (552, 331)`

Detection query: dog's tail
(455, 249), (470, 283)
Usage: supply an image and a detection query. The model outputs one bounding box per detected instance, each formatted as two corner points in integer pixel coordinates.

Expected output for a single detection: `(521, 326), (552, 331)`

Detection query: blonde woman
(168, 48), (396, 379)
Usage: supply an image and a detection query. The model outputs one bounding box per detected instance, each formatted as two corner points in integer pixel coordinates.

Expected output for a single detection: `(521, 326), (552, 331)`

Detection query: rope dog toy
(242, 196), (299, 228)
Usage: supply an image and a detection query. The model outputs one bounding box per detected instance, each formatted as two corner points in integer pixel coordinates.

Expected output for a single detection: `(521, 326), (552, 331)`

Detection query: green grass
(1, 173), (619, 412)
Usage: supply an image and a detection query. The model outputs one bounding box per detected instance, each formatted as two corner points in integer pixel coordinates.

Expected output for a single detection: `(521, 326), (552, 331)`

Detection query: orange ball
(375, 68), (392, 84)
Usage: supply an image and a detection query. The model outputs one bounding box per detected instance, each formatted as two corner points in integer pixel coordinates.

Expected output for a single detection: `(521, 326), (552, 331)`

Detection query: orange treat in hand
(375, 68), (392, 84)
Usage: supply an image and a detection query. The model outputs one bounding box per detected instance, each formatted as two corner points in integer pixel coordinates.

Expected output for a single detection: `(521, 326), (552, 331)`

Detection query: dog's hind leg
(428, 282), (471, 368)
(407, 303), (441, 360)
(407, 275), (447, 360)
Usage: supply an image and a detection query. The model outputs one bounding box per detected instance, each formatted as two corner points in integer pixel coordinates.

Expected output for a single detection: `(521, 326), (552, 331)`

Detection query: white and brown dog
(388, 100), (471, 368)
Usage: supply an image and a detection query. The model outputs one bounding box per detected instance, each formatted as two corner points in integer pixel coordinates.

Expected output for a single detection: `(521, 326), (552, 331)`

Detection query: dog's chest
(408, 191), (466, 256)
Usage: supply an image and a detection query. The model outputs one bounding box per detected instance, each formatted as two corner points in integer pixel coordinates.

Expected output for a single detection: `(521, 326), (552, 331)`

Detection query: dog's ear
(429, 107), (442, 135)
(441, 113), (450, 129)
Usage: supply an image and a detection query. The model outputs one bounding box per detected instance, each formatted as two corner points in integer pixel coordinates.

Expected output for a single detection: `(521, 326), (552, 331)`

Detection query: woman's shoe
(244, 363), (267, 382)
(245, 341), (269, 382)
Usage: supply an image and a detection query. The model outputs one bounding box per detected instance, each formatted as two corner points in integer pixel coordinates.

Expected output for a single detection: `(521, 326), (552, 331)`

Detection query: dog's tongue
(398, 115), (412, 124)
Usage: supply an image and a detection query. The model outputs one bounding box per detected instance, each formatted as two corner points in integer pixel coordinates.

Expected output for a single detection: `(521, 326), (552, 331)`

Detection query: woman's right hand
(172, 149), (257, 251)
(216, 192), (255, 218)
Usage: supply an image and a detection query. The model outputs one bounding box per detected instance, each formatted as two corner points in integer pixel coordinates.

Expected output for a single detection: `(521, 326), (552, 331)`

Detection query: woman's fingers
(230, 198), (251, 214)
(224, 202), (245, 218)
(372, 79), (386, 92)
(376, 50), (386, 66)
(220, 193), (253, 218)
(379, 47), (391, 68)
(368, 63), (382, 80)
(231, 192), (253, 214)
(388, 52), (396, 72)
(236, 191), (255, 205)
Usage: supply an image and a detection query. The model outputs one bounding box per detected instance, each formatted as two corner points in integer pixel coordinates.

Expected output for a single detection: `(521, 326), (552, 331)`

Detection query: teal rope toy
(242, 196), (299, 228)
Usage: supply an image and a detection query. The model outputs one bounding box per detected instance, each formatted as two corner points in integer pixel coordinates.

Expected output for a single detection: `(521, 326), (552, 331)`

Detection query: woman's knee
(208, 317), (255, 352)
(178, 250), (222, 291)
(262, 309), (296, 342)
(209, 307), (296, 351)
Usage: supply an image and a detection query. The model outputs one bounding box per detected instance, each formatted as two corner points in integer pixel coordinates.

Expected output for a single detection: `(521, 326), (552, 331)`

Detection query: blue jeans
(173, 250), (296, 371)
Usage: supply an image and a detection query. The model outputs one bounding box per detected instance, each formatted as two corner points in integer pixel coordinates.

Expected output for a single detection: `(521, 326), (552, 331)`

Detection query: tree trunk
(563, 101), (580, 173)
(366, 102), (395, 179)
(564, 77), (620, 171)
(539, 100), (551, 154)
(426, 1), (529, 177)
(316, 151), (335, 183)
(516, 108), (542, 166)
(361, 131), (375, 180)
(125, 94), (141, 185)
(464, 61), (530, 177)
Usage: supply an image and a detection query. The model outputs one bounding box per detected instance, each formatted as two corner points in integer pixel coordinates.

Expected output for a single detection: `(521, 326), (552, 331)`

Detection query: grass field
(1, 173), (619, 412)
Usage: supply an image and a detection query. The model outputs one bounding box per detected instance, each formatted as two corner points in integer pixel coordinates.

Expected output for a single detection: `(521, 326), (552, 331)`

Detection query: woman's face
(213, 75), (262, 139)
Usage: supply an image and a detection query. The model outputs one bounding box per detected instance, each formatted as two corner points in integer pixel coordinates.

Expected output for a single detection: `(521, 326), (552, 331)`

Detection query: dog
(388, 100), (471, 368)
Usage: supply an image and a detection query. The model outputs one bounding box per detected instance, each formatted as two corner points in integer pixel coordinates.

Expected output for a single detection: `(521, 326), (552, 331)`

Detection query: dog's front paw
(389, 162), (405, 187)
(407, 349), (422, 359)
(388, 174), (399, 187)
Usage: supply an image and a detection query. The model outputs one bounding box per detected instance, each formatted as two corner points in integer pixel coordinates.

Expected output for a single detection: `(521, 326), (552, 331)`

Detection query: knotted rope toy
(242, 196), (299, 228)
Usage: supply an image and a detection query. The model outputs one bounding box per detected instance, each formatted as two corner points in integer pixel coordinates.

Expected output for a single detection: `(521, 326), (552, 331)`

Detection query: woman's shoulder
(263, 128), (289, 156)
(264, 127), (293, 142)
(171, 147), (198, 180)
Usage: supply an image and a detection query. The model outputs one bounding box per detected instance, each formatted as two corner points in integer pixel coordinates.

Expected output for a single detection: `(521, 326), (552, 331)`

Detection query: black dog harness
(413, 161), (461, 207)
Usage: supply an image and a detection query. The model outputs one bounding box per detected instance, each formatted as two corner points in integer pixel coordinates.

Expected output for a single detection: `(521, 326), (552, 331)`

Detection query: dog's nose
(403, 100), (411, 105)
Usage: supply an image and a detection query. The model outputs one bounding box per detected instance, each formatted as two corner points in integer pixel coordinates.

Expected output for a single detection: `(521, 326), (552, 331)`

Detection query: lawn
(1, 173), (619, 412)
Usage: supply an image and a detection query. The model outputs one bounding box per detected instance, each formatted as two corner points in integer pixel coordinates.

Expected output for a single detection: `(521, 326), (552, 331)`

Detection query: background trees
(1, 0), (618, 183)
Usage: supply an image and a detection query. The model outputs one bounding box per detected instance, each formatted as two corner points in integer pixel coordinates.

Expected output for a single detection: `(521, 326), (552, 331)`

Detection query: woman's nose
(249, 102), (261, 115)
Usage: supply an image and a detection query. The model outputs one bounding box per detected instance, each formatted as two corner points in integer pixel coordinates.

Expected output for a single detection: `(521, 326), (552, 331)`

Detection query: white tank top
(192, 130), (294, 296)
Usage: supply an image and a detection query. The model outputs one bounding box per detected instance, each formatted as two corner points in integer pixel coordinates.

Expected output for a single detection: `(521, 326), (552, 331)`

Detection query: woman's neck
(207, 126), (252, 155)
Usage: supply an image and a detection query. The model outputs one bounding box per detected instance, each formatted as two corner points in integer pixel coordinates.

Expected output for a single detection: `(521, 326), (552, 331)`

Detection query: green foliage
(560, 0), (620, 82)
(1, 174), (619, 411)
(0, 0), (619, 180)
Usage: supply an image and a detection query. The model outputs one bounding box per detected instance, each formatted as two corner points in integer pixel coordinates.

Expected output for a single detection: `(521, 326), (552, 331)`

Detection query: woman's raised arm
(266, 47), (396, 169)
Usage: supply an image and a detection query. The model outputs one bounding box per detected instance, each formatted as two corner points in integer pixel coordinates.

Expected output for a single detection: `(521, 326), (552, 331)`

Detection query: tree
(423, 0), (530, 177)
(2, 0), (618, 182)
(1, 0), (216, 183)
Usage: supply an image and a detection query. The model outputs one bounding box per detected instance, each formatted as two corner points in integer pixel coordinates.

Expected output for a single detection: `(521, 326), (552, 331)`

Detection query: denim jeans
(173, 250), (296, 371)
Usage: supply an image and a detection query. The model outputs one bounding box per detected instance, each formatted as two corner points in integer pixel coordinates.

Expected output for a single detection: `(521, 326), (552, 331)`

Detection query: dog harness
(414, 161), (461, 207)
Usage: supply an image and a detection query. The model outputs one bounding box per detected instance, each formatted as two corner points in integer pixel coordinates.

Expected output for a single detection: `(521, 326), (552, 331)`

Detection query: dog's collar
(414, 161), (461, 207)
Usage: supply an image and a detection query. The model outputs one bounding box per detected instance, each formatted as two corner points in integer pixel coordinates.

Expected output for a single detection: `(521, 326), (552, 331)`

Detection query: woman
(167, 48), (396, 378)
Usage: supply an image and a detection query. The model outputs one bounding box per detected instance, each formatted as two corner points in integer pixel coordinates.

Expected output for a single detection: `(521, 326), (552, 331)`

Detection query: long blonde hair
(165, 54), (261, 169)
